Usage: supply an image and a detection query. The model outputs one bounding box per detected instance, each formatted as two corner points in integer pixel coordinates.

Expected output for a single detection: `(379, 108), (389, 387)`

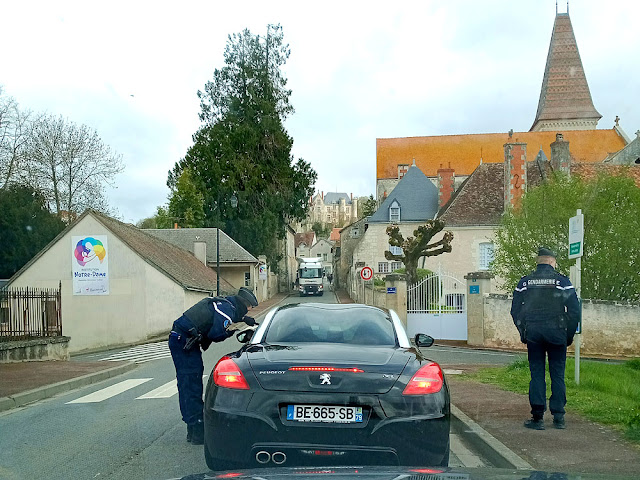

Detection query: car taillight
(213, 356), (249, 390)
(402, 362), (443, 395)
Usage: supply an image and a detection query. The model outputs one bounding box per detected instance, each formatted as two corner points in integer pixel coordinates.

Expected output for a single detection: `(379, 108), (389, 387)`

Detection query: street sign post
(569, 209), (584, 385)
(360, 267), (373, 281)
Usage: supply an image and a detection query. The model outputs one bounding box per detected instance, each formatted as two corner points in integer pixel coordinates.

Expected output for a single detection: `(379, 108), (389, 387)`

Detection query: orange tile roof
(329, 227), (341, 242)
(377, 129), (627, 179)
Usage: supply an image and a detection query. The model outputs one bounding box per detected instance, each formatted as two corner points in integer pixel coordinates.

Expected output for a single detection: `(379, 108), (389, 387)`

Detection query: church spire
(530, 9), (601, 132)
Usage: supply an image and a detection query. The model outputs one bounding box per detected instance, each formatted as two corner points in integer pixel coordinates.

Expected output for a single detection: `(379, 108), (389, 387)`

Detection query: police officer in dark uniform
(168, 287), (258, 444)
(511, 247), (580, 430)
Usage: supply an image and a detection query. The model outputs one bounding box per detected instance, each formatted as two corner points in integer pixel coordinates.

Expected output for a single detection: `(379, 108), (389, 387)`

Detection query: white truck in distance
(297, 258), (324, 297)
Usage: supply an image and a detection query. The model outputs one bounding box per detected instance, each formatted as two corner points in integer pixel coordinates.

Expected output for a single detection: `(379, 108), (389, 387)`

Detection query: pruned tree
(385, 220), (454, 284)
(24, 114), (124, 217)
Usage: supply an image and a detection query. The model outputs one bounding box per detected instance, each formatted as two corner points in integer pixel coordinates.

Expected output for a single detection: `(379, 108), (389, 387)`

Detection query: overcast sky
(3, 0), (639, 223)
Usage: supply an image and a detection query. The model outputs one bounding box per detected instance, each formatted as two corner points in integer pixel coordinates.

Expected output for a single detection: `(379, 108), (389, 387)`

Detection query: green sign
(569, 242), (581, 255)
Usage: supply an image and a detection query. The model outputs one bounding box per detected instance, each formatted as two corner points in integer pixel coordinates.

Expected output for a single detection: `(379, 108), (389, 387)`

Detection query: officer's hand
(201, 338), (212, 351)
(243, 315), (257, 326)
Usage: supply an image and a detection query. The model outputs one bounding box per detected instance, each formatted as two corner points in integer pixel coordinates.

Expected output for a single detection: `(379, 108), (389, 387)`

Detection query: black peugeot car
(203, 303), (450, 470)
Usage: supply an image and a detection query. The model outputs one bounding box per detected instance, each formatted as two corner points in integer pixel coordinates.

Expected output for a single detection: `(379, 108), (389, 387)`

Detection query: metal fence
(0, 283), (62, 341)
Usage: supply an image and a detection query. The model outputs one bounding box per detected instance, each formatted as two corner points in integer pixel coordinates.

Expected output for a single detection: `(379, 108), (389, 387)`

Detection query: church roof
(369, 165), (439, 222)
(376, 129), (626, 179)
(531, 12), (601, 130)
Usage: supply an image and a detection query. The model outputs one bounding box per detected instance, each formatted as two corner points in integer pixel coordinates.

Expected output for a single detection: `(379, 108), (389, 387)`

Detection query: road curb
(450, 404), (532, 470)
(0, 362), (138, 413)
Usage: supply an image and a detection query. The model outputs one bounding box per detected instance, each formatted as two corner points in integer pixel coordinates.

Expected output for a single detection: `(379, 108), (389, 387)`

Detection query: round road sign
(360, 266), (373, 281)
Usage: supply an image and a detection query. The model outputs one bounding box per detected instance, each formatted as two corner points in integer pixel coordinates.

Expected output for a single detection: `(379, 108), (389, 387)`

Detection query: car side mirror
(414, 333), (434, 348)
(236, 329), (255, 344)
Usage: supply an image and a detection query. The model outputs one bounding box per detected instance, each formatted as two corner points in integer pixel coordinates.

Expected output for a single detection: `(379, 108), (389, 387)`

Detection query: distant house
(310, 239), (334, 274)
(7, 210), (234, 353)
(347, 163), (440, 295)
(305, 192), (359, 229)
(294, 232), (317, 259)
(143, 228), (258, 291)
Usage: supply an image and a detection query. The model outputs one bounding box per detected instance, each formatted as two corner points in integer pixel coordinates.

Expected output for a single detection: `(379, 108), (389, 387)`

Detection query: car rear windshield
(264, 306), (397, 346)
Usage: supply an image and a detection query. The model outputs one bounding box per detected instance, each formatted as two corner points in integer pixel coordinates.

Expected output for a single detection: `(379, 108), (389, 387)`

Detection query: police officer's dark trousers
(168, 331), (204, 426)
(527, 339), (567, 418)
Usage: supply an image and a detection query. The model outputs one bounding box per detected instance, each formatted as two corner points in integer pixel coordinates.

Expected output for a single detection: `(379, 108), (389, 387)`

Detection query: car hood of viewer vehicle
(177, 466), (640, 480)
(245, 343), (412, 394)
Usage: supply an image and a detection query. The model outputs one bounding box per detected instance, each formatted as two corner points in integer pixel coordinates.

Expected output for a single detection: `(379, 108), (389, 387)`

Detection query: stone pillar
(550, 132), (571, 175)
(464, 271), (494, 346)
(384, 274), (408, 328)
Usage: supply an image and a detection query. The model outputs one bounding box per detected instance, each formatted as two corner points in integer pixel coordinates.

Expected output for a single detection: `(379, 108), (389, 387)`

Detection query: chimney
(174, 223), (178, 229)
(550, 133), (571, 175)
(194, 241), (207, 265)
(504, 142), (527, 210)
(350, 192), (353, 201)
(321, 191), (324, 201)
(437, 165), (455, 207)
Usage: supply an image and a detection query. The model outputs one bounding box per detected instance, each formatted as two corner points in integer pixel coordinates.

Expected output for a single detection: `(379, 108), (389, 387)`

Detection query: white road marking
(434, 346), (517, 357)
(136, 380), (177, 399)
(99, 342), (171, 364)
(443, 369), (463, 375)
(66, 378), (153, 404)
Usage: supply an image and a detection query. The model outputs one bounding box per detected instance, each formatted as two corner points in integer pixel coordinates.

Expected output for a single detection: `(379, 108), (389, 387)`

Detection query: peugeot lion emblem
(320, 373), (331, 385)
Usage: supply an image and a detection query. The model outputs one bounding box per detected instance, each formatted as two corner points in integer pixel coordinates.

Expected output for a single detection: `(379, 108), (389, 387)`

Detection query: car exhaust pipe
(272, 451), (287, 465)
(255, 451), (271, 464)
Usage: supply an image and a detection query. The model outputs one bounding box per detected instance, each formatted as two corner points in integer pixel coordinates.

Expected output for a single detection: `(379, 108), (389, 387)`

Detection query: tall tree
(169, 25), (316, 268)
(385, 220), (454, 284)
(167, 168), (205, 228)
(25, 114), (124, 217)
(359, 195), (377, 219)
(492, 171), (640, 302)
(0, 90), (32, 189)
(0, 184), (65, 278)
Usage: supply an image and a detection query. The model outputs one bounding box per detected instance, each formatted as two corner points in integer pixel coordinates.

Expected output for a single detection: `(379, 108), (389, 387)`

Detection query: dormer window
(389, 200), (400, 222)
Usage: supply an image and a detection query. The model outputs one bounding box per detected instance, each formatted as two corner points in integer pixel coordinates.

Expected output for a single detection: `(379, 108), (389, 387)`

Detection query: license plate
(287, 405), (363, 423)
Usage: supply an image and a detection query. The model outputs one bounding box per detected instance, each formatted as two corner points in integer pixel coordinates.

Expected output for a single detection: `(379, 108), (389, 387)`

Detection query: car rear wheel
(439, 440), (450, 467)
(204, 440), (241, 472)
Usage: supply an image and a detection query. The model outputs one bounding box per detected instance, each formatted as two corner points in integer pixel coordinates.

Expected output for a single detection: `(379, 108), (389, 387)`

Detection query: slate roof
(604, 133), (640, 165)
(8, 210), (235, 294)
(143, 228), (257, 264)
(295, 232), (316, 248)
(531, 13), (601, 130)
(376, 130), (626, 179)
(369, 165), (439, 223)
(323, 192), (352, 205)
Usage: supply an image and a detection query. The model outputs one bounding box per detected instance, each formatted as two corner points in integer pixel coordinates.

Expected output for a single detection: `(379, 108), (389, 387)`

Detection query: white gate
(407, 269), (467, 340)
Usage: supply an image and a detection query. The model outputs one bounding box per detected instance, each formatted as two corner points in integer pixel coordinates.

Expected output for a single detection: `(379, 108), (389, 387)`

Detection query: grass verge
(460, 357), (640, 444)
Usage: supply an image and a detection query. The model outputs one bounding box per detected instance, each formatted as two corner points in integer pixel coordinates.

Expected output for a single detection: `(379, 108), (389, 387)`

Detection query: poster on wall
(72, 235), (109, 295)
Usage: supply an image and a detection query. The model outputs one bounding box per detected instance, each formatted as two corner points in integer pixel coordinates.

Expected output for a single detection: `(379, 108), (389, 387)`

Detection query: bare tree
(0, 90), (32, 189)
(25, 114), (124, 216)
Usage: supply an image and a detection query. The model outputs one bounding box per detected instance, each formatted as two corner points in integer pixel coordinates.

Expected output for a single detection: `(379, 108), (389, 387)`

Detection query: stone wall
(482, 294), (640, 357)
(0, 337), (70, 363)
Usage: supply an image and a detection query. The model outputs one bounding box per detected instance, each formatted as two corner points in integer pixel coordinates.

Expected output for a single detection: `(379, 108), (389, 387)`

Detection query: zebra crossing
(66, 375), (208, 404)
(97, 341), (172, 364)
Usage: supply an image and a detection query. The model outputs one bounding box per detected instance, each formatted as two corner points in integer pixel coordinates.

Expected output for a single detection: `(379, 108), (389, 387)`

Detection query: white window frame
(479, 242), (495, 271)
(378, 262), (389, 274)
(391, 261), (402, 272)
(389, 200), (400, 222)
(389, 244), (403, 256)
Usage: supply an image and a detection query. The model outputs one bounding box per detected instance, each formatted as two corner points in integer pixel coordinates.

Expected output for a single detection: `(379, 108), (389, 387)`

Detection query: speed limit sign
(360, 266), (373, 281)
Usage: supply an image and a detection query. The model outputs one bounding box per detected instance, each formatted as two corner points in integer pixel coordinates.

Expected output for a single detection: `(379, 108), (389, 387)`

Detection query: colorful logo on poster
(74, 237), (106, 266)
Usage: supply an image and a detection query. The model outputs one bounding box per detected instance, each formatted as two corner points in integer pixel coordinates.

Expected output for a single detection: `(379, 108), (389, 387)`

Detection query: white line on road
(66, 378), (153, 404)
(136, 380), (177, 399)
(434, 346), (517, 357)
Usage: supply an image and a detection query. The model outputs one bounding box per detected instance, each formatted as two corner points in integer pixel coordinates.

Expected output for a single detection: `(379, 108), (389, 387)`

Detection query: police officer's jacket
(510, 264), (580, 346)
(173, 296), (245, 343)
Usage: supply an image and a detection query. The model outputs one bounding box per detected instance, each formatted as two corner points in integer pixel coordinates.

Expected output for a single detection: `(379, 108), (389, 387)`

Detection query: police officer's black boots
(190, 421), (205, 445)
(186, 424), (193, 442)
(553, 414), (566, 429)
(524, 415), (545, 430)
